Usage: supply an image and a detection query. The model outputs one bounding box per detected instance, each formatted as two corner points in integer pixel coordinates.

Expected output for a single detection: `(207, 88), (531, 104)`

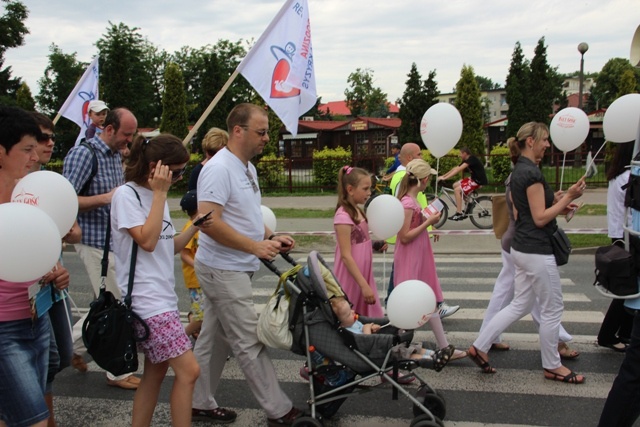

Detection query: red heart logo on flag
(271, 59), (300, 98)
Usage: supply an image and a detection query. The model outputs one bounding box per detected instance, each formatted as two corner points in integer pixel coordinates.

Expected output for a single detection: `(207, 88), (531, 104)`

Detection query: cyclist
(382, 143), (402, 181)
(437, 147), (488, 221)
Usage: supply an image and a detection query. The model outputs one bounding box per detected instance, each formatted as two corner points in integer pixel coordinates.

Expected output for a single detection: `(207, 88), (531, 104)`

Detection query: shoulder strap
(78, 139), (98, 196)
(123, 184), (142, 309)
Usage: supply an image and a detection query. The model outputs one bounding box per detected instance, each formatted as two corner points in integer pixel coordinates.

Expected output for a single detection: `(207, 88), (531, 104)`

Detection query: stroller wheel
(410, 414), (444, 427)
(413, 386), (446, 420)
(292, 416), (323, 427)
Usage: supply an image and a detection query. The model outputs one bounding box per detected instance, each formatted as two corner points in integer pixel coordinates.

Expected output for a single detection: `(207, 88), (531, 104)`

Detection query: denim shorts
(0, 315), (51, 427)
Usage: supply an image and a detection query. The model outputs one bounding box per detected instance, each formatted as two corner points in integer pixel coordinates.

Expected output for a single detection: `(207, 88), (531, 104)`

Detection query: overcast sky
(5, 0), (638, 106)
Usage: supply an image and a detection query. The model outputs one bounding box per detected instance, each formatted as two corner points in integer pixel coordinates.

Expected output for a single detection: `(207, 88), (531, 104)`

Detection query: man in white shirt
(192, 103), (302, 426)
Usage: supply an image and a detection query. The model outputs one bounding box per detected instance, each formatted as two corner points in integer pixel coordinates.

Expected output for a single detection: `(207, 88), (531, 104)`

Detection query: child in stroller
(329, 296), (454, 368)
(264, 251), (454, 426)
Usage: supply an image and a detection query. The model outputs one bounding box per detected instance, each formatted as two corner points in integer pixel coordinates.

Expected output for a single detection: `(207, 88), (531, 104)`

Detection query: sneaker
(192, 407), (238, 423)
(448, 212), (467, 221)
(438, 302), (460, 319)
(267, 407), (303, 426)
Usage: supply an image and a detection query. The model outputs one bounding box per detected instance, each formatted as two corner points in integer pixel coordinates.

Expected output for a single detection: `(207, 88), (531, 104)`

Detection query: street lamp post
(578, 42), (589, 110)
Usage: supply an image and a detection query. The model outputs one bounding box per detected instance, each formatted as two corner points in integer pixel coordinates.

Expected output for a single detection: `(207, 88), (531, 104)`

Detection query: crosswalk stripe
(442, 291), (589, 302)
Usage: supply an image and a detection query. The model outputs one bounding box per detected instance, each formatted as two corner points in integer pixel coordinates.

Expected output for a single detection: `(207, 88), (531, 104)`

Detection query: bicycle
(364, 175), (392, 209)
(425, 185), (493, 229)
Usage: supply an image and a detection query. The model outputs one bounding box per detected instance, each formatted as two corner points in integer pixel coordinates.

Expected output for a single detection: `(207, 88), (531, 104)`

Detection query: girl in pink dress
(394, 159), (467, 360)
(333, 166), (385, 317)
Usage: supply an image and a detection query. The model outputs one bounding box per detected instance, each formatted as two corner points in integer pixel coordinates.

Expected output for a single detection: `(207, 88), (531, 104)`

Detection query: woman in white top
(111, 134), (210, 427)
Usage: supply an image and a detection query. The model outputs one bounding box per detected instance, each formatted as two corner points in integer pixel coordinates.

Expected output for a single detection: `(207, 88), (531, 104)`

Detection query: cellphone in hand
(565, 201), (584, 222)
(193, 210), (214, 226)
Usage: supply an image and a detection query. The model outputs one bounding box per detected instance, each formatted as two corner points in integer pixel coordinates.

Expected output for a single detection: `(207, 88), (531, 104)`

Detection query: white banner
(57, 56), (99, 144)
(237, 0), (317, 136)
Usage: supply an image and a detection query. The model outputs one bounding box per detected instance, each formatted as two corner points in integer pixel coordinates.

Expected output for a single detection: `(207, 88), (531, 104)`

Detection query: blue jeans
(598, 310), (640, 427)
(0, 315), (51, 427)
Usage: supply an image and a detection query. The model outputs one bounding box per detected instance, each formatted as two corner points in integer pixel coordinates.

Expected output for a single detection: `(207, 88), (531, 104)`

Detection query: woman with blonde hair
(469, 122), (585, 384)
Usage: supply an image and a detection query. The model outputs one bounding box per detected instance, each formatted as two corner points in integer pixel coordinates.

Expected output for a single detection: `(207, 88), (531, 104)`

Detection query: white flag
(57, 56), (99, 145)
(237, 0), (317, 136)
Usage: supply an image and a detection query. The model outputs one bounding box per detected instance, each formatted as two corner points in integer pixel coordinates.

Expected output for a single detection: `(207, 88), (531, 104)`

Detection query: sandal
(598, 342), (628, 353)
(543, 368), (585, 384)
(468, 345), (496, 374)
(558, 342), (580, 360)
(432, 345), (455, 372)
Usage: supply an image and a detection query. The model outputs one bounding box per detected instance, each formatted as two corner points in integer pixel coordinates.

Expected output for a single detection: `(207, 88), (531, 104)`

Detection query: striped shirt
(63, 136), (123, 249)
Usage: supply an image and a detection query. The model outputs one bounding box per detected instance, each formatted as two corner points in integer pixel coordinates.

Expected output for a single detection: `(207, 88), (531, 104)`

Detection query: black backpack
(594, 240), (639, 296)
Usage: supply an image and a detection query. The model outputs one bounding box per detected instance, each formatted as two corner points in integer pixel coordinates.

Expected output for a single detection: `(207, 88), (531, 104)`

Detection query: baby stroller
(262, 251), (449, 427)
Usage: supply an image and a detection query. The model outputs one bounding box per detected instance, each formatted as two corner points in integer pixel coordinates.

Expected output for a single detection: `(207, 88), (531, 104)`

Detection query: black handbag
(550, 226), (571, 266)
(594, 242), (638, 296)
(82, 219), (149, 376)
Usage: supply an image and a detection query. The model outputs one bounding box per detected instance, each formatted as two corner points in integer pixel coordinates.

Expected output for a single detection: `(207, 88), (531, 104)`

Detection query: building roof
(318, 100), (400, 116)
(297, 120), (350, 131)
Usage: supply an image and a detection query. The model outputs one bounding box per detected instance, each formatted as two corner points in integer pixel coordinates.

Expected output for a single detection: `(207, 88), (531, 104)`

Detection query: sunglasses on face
(38, 132), (56, 143)
(240, 125), (268, 138)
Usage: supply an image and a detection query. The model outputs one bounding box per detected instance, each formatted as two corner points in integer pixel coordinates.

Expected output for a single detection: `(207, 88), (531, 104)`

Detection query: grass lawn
(569, 233), (610, 248)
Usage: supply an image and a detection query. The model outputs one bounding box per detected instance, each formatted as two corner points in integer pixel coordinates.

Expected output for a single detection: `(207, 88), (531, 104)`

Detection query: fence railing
(253, 151), (609, 194)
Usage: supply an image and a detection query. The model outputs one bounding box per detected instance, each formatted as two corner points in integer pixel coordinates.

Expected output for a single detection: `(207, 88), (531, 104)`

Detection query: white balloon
(420, 103), (463, 158)
(261, 205), (277, 232)
(549, 107), (590, 152)
(366, 194), (404, 240)
(386, 279), (437, 330)
(603, 93), (640, 143)
(11, 171), (79, 237)
(0, 203), (62, 282)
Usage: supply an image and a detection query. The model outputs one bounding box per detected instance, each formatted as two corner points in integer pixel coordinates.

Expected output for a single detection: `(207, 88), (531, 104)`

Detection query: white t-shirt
(607, 170), (631, 239)
(111, 182), (178, 319)
(196, 147), (264, 272)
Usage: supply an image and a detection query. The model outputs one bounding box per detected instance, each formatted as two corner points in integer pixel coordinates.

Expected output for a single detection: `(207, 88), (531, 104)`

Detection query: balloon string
(379, 322), (391, 329)
(435, 158), (440, 194)
(584, 143), (606, 178)
(382, 250), (387, 298)
(559, 152), (566, 191)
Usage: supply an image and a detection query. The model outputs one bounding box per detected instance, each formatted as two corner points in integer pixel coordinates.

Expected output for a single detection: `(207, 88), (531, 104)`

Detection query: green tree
(15, 81), (34, 110)
(0, 0), (29, 106)
(36, 44), (86, 115)
(455, 64), (485, 156)
(35, 44), (86, 156)
(475, 75), (501, 90)
(398, 64), (439, 145)
(344, 68), (388, 117)
(616, 68), (637, 98)
(591, 58), (640, 109)
(505, 41), (529, 137)
(96, 22), (157, 126)
(527, 37), (561, 124)
(160, 62), (188, 139)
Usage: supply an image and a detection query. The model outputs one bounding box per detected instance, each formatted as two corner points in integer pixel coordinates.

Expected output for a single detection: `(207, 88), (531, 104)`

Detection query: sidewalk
(168, 188), (608, 255)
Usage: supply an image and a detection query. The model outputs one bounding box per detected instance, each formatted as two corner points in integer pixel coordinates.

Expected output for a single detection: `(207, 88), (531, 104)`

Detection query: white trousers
(474, 249), (565, 369)
(478, 249), (572, 344)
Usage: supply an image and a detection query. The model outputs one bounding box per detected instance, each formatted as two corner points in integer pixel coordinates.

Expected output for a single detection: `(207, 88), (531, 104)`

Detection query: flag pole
(52, 112), (62, 126)
(182, 70), (239, 146)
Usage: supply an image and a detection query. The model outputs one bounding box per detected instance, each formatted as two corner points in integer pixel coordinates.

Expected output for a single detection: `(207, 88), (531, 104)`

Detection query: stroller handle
(260, 251), (298, 276)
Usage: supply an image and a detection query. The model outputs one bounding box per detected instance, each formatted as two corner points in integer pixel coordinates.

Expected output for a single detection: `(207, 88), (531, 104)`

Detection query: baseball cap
(180, 190), (198, 213)
(406, 159), (437, 180)
(88, 100), (109, 113)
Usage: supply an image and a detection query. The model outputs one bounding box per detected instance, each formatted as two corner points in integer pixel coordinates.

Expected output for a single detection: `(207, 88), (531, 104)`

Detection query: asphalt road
(50, 250), (635, 427)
